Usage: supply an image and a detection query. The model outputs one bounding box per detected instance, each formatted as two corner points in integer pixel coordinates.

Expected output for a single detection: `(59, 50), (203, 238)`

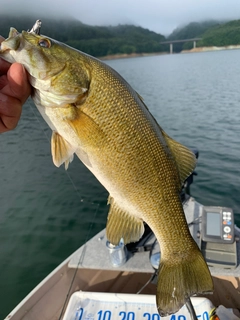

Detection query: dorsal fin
(162, 130), (197, 184)
(106, 196), (144, 245)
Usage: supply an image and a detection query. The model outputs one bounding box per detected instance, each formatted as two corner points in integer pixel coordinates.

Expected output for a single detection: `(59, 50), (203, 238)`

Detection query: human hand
(0, 36), (31, 133)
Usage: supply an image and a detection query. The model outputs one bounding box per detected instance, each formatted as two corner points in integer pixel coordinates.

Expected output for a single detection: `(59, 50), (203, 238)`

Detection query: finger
(0, 37), (11, 75)
(0, 93), (22, 132)
(1, 63), (31, 104)
(0, 74), (8, 90)
(0, 58), (11, 75)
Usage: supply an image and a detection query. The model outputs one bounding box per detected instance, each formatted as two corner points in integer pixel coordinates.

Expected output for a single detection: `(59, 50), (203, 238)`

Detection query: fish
(0, 25), (213, 316)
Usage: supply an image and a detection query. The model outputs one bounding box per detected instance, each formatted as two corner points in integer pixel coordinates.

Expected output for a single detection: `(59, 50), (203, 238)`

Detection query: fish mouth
(0, 28), (21, 53)
(0, 19), (41, 53)
(8, 27), (20, 38)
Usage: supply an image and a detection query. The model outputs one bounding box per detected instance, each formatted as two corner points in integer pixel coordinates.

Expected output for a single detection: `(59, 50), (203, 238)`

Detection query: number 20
(119, 311), (135, 320)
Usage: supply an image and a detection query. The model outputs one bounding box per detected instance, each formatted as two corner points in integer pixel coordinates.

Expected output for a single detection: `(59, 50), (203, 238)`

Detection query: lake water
(1, 50), (240, 318)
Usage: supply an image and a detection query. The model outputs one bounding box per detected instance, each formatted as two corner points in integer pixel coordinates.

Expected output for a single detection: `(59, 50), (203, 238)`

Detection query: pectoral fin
(162, 130), (197, 185)
(51, 131), (76, 170)
(69, 108), (106, 149)
(106, 196), (144, 245)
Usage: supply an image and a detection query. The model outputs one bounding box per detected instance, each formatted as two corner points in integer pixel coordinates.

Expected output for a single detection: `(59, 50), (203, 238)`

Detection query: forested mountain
(167, 19), (240, 52)
(168, 20), (220, 40)
(1, 15), (240, 56)
(0, 15), (167, 57)
(167, 20), (222, 52)
(196, 20), (240, 47)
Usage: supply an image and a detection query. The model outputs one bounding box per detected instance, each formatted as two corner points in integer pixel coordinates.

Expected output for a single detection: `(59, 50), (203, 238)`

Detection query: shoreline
(182, 44), (240, 53)
(99, 45), (240, 60)
(100, 52), (167, 60)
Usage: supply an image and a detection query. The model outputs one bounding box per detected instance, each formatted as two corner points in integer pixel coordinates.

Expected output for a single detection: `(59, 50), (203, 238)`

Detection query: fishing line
(28, 101), (107, 319)
(58, 202), (100, 320)
(26, 23), (104, 317)
(28, 100), (52, 142)
(186, 297), (198, 320)
(136, 237), (158, 294)
(188, 216), (202, 226)
(136, 270), (157, 294)
(28, 101), (106, 205)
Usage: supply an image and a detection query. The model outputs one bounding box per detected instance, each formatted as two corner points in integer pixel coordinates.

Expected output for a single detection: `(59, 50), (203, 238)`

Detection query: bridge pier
(160, 38), (202, 54)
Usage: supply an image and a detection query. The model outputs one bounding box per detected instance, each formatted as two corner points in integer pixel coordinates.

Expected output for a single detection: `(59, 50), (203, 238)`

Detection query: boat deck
(5, 197), (240, 320)
(69, 196), (240, 277)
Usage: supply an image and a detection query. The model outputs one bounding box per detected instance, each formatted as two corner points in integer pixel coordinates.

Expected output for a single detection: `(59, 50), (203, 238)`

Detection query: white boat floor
(68, 229), (157, 272)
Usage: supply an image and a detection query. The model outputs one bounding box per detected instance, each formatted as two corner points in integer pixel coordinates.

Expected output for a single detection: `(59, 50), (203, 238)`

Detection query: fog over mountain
(1, 0), (240, 35)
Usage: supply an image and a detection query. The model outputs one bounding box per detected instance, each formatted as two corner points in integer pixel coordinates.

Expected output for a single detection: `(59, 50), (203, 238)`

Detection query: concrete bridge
(160, 38), (202, 54)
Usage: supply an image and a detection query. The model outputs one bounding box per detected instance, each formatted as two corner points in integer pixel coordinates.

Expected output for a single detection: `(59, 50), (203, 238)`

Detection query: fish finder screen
(206, 212), (221, 236)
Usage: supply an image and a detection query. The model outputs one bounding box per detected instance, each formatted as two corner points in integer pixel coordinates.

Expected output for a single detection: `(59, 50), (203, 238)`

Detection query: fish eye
(38, 38), (51, 48)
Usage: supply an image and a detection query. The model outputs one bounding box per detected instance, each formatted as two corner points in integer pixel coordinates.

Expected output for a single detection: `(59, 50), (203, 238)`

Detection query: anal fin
(106, 196), (144, 245)
(51, 131), (76, 170)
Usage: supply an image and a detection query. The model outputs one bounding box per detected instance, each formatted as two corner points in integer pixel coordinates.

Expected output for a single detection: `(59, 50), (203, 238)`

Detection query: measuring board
(63, 291), (214, 320)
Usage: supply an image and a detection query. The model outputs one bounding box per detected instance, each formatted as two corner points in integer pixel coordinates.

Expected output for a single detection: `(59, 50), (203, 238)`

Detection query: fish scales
(81, 58), (176, 207)
(0, 27), (213, 316)
(87, 68), (158, 213)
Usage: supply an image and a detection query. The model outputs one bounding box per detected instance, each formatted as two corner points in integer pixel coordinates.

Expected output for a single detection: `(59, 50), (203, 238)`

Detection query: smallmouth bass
(0, 26), (213, 316)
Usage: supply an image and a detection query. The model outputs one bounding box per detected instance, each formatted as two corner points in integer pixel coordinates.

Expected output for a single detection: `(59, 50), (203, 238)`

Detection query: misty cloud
(1, 0), (240, 35)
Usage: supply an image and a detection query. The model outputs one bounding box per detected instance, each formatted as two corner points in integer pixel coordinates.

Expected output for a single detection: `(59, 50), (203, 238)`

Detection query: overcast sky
(2, 0), (240, 35)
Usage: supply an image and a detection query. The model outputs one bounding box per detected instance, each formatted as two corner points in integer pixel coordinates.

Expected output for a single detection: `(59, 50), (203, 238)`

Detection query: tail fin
(156, 249), (213, 316)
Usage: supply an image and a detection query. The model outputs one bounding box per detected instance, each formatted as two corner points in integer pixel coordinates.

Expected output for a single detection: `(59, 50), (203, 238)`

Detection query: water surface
(0, 49), (240, 318)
